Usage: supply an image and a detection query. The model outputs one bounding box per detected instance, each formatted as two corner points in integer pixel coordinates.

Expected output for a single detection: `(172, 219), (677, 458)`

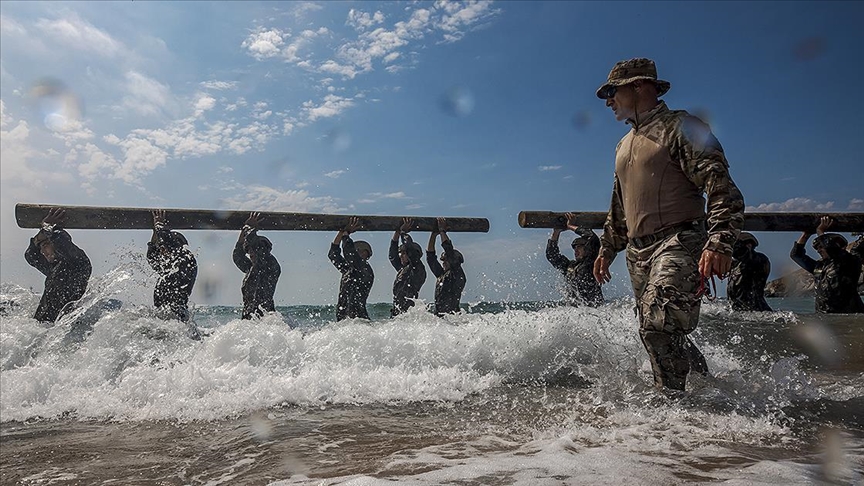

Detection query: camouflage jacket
(600, 102), (745, 260)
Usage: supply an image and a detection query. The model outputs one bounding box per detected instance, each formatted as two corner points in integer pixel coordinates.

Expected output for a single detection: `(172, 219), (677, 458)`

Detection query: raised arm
(233, 212), (260, 273)
(438, 218), (462, 269)
(330, 220), (351, 272)
(25, 234), (52, 276)
(790, 231), (817, 274)
(546, 232), (570, 272)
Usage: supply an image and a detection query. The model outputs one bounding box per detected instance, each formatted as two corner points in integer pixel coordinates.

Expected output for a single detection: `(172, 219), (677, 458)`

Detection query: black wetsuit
(791, 239), (864, 314)
(389, 235), (426, 316)
(147, 231), (198, 322)
(727, 249), (772, 311)
(546, 229), (603, 307)
(233, 232), (281, 319)
(25, 228), (92, 323)
(329, 236), (374, 320)
(427, 240), (466, 315)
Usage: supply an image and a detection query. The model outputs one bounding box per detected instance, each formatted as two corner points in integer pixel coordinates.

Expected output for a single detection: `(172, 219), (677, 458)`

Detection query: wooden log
(15, 203), (490, 232)
(518, 211), (864, 233)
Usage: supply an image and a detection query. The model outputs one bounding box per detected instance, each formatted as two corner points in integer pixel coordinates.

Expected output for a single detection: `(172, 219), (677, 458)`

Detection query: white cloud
(34, 14), (124, 57)
(121, 71), (172, 117)
(538, 165), (562, 171)
(318, 59), (358, 79)
(0, 15), (28, 37)
(292, 2), (324, 20)
(433, 0), (499, 43)
(405, 203), (425, 210)
(200, 80), (237, 91)
(242, 28), (287, 60)
(0, 100), (74, 189)
(369, 191), (407, 199)
(347, 9), (386, 31)
(746, 197), (836, 212)
(303, 94), (355, 122)
(847, 199), (863, 211)
(221, 184), (342, 213)
(324, 169), (346, 178)
(194, 94), (217, 117)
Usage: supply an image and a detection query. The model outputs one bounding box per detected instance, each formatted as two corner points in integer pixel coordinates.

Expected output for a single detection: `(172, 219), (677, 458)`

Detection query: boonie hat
(597, 58), (671, 99)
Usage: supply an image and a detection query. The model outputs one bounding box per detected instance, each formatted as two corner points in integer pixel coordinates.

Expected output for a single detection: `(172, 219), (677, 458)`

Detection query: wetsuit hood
(354, 240), (372, 258)
(400, 241), (423, 263)
(246, 233), (273, 255)
(571, 234), (600, 256)
(159, 230), (188, 250)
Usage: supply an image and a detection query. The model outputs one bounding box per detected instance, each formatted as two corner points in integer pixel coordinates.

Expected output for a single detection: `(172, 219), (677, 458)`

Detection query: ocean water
(1, 269), (863, 485)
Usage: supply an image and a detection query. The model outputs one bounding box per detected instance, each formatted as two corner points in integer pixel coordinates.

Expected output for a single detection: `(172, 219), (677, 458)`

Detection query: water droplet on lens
(440, 86), (475, 117)
(571, 111), (591, 130)
(28, 78), (83, 133)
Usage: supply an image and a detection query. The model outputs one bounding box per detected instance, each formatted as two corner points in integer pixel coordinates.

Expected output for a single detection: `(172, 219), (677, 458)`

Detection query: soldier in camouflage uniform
(727, 232), (772, 312)
(593, 58), (745, 391)
(791, 216), (864, 314)
(546, 212), (604, 307)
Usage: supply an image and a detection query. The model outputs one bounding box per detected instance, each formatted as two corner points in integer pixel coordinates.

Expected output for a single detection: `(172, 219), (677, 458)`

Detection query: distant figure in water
(546, 212), (603, 307)
(147, 210), (198, 323)
(24, 208), (92, 323)
(233, 212), (281, 319)
(389, 217), (426, 316)
(791, 216), (864, 314)
(329, 216), (374, 321)
(427, 217), (466, 315)
(727, 232), (772, 311)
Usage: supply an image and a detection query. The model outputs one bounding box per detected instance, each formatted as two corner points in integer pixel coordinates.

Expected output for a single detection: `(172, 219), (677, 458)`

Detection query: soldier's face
(605, 84), (637, 121)
(441, 254), (450, 271)
(39, 240), (56, 263)
(573, 245), (587, 259)
(399, 249), (409, 265)
(358, 248), (371, 260)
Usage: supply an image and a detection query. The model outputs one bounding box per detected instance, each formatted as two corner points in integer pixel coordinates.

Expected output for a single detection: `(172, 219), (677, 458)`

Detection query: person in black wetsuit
(24, 208), (92, 323)
(389, 217), (426, 316)
(726, 231), (772, 311)
(233, 212), (281, 319)
(546, 212), (603, 307)
(147, 209), (198, 323)
(791, 216), (864, 314)
(329, 216), (374, 321)
(427, 217), (466, 316)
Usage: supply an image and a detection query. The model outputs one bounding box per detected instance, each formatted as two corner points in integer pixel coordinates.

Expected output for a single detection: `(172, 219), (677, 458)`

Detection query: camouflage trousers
(625, 229), (709, 391)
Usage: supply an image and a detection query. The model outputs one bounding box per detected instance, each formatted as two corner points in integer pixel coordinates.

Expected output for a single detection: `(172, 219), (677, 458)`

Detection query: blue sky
(1, 1), (862, 306)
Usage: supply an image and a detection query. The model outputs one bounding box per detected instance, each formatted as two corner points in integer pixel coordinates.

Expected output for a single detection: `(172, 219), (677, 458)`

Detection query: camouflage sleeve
(600, 173), (628, 261)
(673, 115), (745, 255)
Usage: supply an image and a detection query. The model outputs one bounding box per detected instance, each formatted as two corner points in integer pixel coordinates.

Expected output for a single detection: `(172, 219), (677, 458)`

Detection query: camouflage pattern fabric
(625, 228), (707, 390)
(600, 101), (745, 260)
